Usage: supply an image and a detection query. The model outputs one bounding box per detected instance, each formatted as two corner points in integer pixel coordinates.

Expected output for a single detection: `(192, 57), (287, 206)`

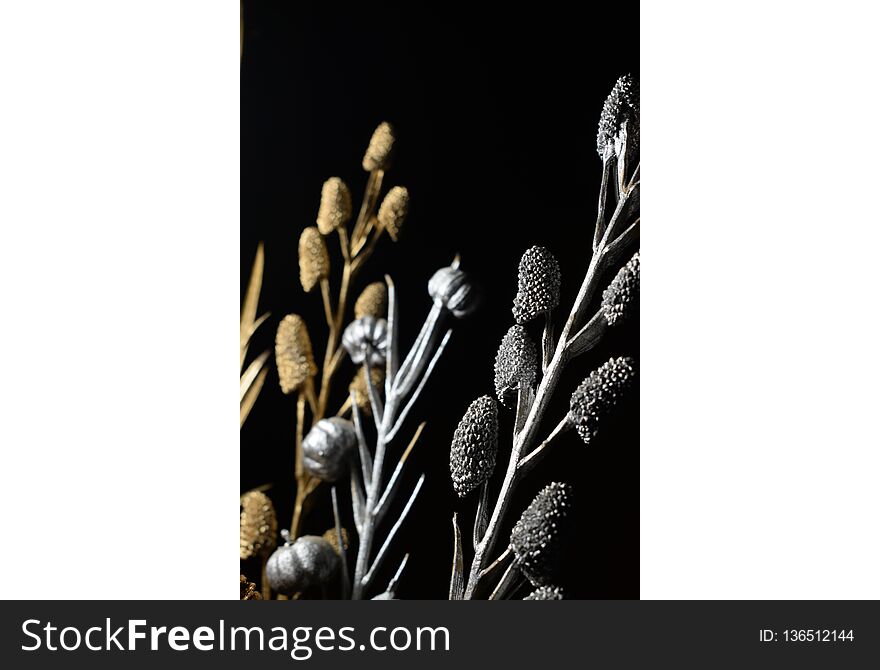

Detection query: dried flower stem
(463, 171), (639, 599)
(349, 272), (459, 599)
(290, 180), (387, 538)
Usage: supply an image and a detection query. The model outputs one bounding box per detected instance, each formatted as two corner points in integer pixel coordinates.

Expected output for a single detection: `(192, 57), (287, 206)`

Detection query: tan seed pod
(377, 186), (409, 241)
(240, 575), (262, 600)
(240, 490), (278, 561)
(298, 226), (329, 293)
(354, 281), (388, 319)
(362, 121), (395, 172)
(349, 366), (385, 415)
(316, 177), (352, 235)
(275, 314), (317, 394)
(322, 527), (349, 555)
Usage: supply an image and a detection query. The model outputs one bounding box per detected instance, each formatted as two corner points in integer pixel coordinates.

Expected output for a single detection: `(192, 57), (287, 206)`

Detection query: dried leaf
(449, 513), (465, 600)
(241, 242), (265, 368)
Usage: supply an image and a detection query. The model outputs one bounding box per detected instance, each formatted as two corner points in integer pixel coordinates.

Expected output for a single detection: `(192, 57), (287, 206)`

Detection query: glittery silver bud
(523, 586), (565, 600)
(602, 252), (639, 326)
(449, 396), (499, 498)
(597, 74), (639, 159)
(302, 417), (357, 482)
(266, 535), (340, 596)
(510, 482), (574, 586)
(493, 325), (538, 406)
(342, 316), (388, 366)
(568, 356), (636, 445)
(428, 265), (480, 318)
(512, 246), (561, 324)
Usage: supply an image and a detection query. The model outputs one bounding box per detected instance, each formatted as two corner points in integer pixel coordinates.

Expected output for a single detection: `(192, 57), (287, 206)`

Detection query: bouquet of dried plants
(448, 75), (640, 600)
(242, 123), (480, 599)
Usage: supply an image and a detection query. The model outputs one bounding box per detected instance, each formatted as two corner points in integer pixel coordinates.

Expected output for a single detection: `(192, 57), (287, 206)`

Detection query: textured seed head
(523, 586), (565, 600)
(510, 482), (574, 586)
(362, 121), (395, 172)
(354, 281), (388, 319)
(512, 246), (561, 324)
(377, 186), (409, 241)
(316, 177), (352, 234)
(449, 396), (499, 498)
(298, 226), (330, 293)
(239, 490), (278, 560)
(597, 74), (640, 159)
(428, 265), (481, 318)
(569, 356), (636, 445)
(322, 527), (349, 555)
(266, 535), (340, 596)
(493, 325), (538, 406)
(240, 575), (261, 600)
(342, 316), (389, 366)
(275, 314), (317, 394)
(349, 366), (385, 416)
(602, 252), (639, 326)
(302, 418), (357, 482)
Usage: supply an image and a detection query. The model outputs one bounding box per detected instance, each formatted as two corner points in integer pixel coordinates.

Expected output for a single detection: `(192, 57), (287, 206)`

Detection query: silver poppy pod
(342, 316), (389, 366)
(428, 266), (480, 318)
(302, 417), (357, 482)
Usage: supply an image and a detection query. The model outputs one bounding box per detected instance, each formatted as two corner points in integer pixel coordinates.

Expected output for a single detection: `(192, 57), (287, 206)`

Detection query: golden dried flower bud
(275, 314), (317, 394)
(349, 366), (385, 415)
(377, 186), (409, 241)
(316, 177), (352, 235)
(323, 527), (349, 555)
(362, 121), (395, 172)
(298, 226), (330, 293)
(240, 490), (278, 561)
(354, 281), (388, 319)
(240, 575), (262, 600)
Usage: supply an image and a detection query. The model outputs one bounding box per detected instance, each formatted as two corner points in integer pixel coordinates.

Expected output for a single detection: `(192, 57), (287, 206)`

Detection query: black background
(241, 1), (639, 599)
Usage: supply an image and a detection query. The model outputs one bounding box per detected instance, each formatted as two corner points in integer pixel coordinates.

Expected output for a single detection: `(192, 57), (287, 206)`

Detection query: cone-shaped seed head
(512, 246), (561, 324)
(349, 366), (385, 415)
(275, 314), (317, 394)
(510, 482), (574, 586)
(362, 121), (395, 172)
(449, 395), (499, 498)
(377, 186), (409, 241)
(239, 490), (278, 560)
(298, 226), (330, 293)
(602, 252), (640, 326)
(322, 527), (349, 555)
(597, 74), (640, 158)
(316, 177), (352, 234)
(302, 418), (357, 483)
(354, 282), (388, 320)
(523, 586), (565, 600)
(569, 356), (636, 445)
(266, 535), (340, 596)
(494, 325), (538, 406)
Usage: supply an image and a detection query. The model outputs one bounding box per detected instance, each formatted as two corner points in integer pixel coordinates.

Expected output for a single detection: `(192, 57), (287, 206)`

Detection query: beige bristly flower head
(316, 177), (352, 235)
(354, 282), (388, 319)
(298, 226), (329, 293)
(275, 314), (317, 394)
(377, 186), (409, 241)
(240, 490), (278, 561)
(349, 366), (385, 415)
(362, 121), (395, 172)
